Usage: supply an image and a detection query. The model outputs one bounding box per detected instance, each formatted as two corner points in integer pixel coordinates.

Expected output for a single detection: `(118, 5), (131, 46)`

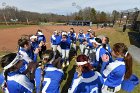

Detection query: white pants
(71, 43), (76, 50)
(102, 85), (121, 93)
(61, 49), (70, 59)
(79, 44), (85, 54)
(52, 45), (61, 54)
(84, 47), (96, 62)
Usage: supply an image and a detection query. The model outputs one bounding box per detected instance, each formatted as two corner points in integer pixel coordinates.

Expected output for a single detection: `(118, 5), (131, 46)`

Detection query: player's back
(35, 64), (63, 93)
(69, 71), (103, 93)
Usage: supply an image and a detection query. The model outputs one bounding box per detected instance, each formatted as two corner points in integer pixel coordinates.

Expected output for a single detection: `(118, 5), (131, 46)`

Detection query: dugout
(68, 20), (92, 26)
(134, 11), (140, 32)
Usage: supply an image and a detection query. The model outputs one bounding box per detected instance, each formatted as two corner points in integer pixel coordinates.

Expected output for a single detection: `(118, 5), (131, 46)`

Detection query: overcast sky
(0, 0), (140, 15)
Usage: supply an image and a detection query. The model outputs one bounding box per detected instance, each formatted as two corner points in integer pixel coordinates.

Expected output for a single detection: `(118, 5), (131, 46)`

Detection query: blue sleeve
(0, 73), (4, 86)
(99, 48), (110, 74)
(35, 68), (41, 93)
(33, 54), (38, 62)
(69, 72), (78, 89)
(43, 35), (46, 42)
(100, 62), (109, 74)
(99, 48), (106, 57)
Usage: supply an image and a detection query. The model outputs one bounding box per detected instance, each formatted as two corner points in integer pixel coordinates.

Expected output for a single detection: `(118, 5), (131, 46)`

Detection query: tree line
(0, 6), (121, 25)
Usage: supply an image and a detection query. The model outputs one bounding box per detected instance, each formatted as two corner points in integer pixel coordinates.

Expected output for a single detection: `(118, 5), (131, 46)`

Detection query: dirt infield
(0, 25), (101, 52)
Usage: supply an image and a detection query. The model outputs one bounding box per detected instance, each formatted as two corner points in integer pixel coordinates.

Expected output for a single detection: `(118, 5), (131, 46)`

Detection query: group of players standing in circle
(0, 28), (133, 93)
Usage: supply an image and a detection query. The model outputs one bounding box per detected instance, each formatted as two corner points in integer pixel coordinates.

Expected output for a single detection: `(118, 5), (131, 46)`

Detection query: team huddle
(0, 28), (133, 93)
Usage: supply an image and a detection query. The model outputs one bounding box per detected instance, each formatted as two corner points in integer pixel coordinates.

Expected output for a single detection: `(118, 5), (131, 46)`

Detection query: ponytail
(124, 53), (132, 80)
(4, 69), (9, 82)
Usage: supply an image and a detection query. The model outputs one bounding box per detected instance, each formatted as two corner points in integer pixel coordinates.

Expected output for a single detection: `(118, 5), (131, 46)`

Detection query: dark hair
(105, 37), (109, 44)
(0, 53), (17, 81)
(37, 29), (42, 32)
(70, 28), (75, 33)
(42, 50), (55, 63)
(113, 43), (132, 79)
(18, 38), (29, 47)
(95, 38), (102, 44)
(76, 54), (93, 72)
(21, 34), (30, 40)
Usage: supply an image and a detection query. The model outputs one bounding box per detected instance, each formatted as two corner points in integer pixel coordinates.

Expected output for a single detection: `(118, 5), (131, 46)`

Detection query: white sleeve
(52, 35), (56, 40)
(19, 51), (32, 63)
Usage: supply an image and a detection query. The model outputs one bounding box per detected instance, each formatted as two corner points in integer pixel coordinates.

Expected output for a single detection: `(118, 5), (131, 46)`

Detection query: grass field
(0, 24), (30, 29)
(0, 26), (140, 93)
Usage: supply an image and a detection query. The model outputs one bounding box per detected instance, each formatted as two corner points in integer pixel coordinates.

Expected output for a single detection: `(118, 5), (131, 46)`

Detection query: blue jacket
(31, 41), (39, 51)
(68, 33), (76, 42)
(69, 71), (103, 93)
(102, 58), (126, 87)
(51, 35), (62, 45)
(85, 33), (90, 40)
(93, 46), (113, 73)
(0, 72), (4, 86)
(87, 37), (95, 48)
(37, 35), (46, 43)
(4, 71), (34, 93)
(35, 64), (63, 93)
(77, 34), (85, 44)
(60, 37), (71, 49)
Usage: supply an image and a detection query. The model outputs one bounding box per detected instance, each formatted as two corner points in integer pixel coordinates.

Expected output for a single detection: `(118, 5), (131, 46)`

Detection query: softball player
(77, 30), (85, 54)
(68, 28), (77, 55)
(83, 32), (96, 62)
(92, 38), (112, 73)
(102, 36), (112, 53)
(68, 54), (103, 93)
(85, 29), (91, 40)
(51, 31), (62, 53)
(0, 53), (34, 93)
(18, 38), (39, 73)
(101, 43), (132, 93)
(60, 32), (71, 67)
(35, 51), (63, 93)
(36, 29), (47, 59)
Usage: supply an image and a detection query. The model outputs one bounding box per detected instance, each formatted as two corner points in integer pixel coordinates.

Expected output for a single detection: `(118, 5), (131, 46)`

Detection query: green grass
(0, 24), (30, 29)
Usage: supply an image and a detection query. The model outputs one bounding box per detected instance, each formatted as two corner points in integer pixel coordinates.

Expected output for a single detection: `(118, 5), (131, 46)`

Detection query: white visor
(76, 61), (88, 66)
(38, 32), (43, 35)
(90, 39), (101, 45)
(4, 53), (23, 70)
(62, 32), (67, 36)
(30, 35), (37, 39)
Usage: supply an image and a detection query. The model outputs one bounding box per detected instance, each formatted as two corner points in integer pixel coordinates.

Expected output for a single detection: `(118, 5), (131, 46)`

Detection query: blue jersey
(4, 71), (34, 93)
(60, 37), (71, 50)
(69, 71), (103, 93)
(87, 37), (95, 48)
(35, 64), (63, 93)
(102, 58), (126, 87)
(37, 35), (46, 43)
(85, 33), (90, 40)
(106, 44), (112, 53)
(51, 35), (62, 45)
(18, 48), (33, 73)
(31, 41), (39, 51)
(68, 33), (76, 42)
(77, 33), (85, 44)
(93, 45), (112, 73)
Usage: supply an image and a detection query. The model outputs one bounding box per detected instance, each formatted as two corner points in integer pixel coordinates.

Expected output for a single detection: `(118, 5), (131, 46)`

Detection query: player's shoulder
(8, 74), (34, 91)
(45, 66), (63, 73)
